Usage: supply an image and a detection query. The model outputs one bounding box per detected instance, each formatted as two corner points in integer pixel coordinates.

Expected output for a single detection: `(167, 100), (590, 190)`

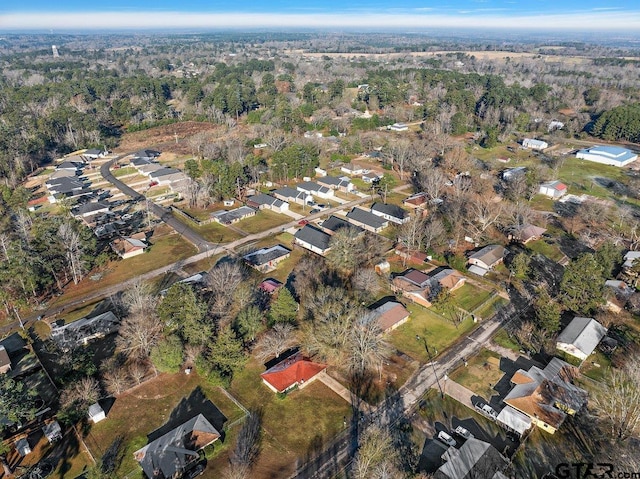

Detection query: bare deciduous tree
(121, 279), (157, 316)
(352, 268), (383, 297)
(348, 317), (390, 376)
(116, 312), (163, 360)
(255, 323), (297, 361)
(61, 377), (100, 410)
(352, 426), (403, 479)
(592, 354), (640, 441)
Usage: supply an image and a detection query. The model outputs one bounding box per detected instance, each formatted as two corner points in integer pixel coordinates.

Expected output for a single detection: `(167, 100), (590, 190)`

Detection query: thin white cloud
(1, 10), (640, 31)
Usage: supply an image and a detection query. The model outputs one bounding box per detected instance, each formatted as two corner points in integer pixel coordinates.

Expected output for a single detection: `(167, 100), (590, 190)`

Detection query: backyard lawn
(88, 372), (245, 479)
(492, 329), (522, 354)
(388, 303), (475, 363)
(229, 359), (352, 478)
(449, 348), (505, 401)
(526, 239), (565, 262)
(452, 284), (493, 312)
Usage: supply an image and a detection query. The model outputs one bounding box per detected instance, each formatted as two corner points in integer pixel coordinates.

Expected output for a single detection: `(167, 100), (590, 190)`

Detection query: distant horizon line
(2, 10), (640, 32)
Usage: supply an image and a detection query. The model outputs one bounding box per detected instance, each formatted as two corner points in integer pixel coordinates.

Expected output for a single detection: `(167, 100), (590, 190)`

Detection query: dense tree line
(591, 103), (640, 142)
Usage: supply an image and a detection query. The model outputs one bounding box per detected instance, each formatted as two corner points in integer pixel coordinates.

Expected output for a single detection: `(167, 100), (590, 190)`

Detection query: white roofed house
(556, 317), (607, 362)
(111, 233), (149, 259)
(388, 122), (408, 132)
(341, 163), (365, 176)
(211, 206), (256, 225)
(149, 168), (188, 186)
(522, 138), (548, 150)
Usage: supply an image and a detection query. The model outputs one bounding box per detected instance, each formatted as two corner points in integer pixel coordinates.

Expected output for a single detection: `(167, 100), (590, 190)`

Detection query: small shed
(88, 403), (106, 423)
(15, 438), (31, 456)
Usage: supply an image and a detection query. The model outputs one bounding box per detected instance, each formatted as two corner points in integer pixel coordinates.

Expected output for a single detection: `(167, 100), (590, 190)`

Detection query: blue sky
(2, 0), (640, 30)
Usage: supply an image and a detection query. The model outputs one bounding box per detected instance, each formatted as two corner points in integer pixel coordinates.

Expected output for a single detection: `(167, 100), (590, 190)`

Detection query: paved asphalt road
(289, 301), (527, 479)
(100, 153), (214, 252)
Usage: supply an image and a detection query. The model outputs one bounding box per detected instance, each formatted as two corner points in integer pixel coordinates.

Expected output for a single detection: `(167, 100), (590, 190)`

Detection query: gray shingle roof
(243, 245), (291, 266)
(294, 225), (331, 251)
(371, 202), (409, 220)
(557, 317), (607, 357)
(322, 215), (363, 234)
(346, 207), (387, 229)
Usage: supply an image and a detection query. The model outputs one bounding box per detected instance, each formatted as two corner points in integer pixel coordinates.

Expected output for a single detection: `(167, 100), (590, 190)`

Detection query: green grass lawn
(449, 348), (505, 400)
(527, 239), (565, 262)
(492, 329), (522, 353)
(88, 372), (245, 478)
(113, 166), (137, 177)
(557, 157), (627, 199)
(50, 229), (197, 307)
(475, 296), (508, 321)
(235, 209), (291, 234)
(529, 194), (555, 211)
(452, 284), (493, 312)
(579, 350), (611, 382)
(229, 359), (352, 474)
(195, 220), (244, 243)
(388, 303), (475, 363)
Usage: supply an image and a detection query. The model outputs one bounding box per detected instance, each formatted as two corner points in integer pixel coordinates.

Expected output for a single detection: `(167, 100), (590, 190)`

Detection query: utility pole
(13, 306), (24, 330)
(416, 334), (444, 399)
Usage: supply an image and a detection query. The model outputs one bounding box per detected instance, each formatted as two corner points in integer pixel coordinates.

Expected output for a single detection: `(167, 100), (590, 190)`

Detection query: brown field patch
(116, 121), (220, 154)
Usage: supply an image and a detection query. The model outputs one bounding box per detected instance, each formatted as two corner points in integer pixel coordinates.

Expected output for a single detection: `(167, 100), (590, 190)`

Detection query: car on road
(298, 219), (309, 226)
(454, 426), (473, 440)
(437, 431), (457, 447)
(310, 208), (321, 214)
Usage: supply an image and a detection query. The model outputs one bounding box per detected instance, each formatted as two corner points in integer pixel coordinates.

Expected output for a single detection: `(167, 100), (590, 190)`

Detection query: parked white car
(437, 431), (457, 447)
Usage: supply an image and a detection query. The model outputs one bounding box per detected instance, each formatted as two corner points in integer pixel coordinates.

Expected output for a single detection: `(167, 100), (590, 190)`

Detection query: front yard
(235, 209), (292, 234)
(448, 348), (505, 401)
(388, 303), (475, 363)
(228, 359), (352, 478)
(452, 283), (493, 312)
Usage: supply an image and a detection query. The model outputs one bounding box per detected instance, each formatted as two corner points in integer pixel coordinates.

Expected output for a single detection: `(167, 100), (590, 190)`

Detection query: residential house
(503, 357), (587, 434)
(522, 138), (549, 150)
(133, 149), (161, 161)
(317, 175), (354, 193)
(149, 168), (188, 186)
(0, 345), (10, 374)
(296, 181), (334, 200)
(604, 280), (631, 313)
(509, 224), (547, 244)
(501, 167), (527, 181)
(321, 215), (364, 236)
(467, 245), (506, 275)
(49, 168), (79, 180)
(403, 192), (429, 209)
(548, 121), (564, 132)
(294, 225), (332, 255)
(272, 187), (313, 206)
(392, 268), (465, 308)
(260, 351), (327, 393)
(73, 201), (111, 219)
(388, 122), (409, 132)
(362, 171), (383, 184)
(623, 251), (640, 269)
(111, 233), (149, 259)
(56, 160), (85, 172)
(371, 202), (410, 224)
(539, 181), (567, 199)
(15, 438), (32, 457)
(346, 207), (388, 233)
(246, 193), (289, 213)
(83, 148), (105, 159)
(341, 163), (365, 176)
(130, 157), (155, 167)
(134, 414), (220, 479)
(136, 163), (166, 176)
(243, 245), (291, 272)
(434, 437), (508, 479)
(395, 245), (429, 264)
(304, 131), (323, 138)
(211, 206), (256, 225)
(577, 145), (638, 167)
(50, 311), (121, 351)
(556, 317), (607, 362)
(365, 300), (410, 332)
